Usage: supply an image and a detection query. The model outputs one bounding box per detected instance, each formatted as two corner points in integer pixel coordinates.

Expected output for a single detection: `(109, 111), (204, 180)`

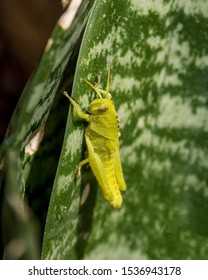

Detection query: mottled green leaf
(0, 1), (95, 259)
(42, 0), (208, 259)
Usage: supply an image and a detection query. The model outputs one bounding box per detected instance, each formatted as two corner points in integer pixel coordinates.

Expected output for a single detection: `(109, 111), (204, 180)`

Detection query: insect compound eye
(98, 105), (109, 112)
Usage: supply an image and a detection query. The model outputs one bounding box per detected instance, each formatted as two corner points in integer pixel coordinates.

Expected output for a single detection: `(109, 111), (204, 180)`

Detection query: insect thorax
(87, 99), (119, 140)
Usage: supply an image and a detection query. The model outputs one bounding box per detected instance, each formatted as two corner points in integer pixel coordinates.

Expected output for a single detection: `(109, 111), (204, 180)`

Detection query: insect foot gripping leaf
(63, 68), (126, 208)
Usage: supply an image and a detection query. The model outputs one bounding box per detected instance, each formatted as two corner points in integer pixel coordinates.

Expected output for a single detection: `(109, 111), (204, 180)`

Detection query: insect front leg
(63, 91), (89, 121)
(76, 158), (89, 179)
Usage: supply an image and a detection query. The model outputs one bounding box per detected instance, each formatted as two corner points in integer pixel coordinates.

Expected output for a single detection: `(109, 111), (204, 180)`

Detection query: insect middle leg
(76, 158), (89, 179)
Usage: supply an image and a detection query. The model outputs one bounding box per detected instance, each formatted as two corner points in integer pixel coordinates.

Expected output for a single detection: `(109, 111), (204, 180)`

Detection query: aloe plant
(1, 0), (208, 260)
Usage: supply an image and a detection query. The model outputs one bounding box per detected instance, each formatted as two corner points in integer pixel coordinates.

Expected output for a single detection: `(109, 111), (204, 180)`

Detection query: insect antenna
(83, 79), (103, 99)
(83, 67), (112, 100)
(105, 67), (112, 100)
(106, 67), (110, 93)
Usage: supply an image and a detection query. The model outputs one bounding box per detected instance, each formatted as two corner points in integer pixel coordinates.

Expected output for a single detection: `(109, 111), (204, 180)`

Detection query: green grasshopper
(64, 68), (126, 208)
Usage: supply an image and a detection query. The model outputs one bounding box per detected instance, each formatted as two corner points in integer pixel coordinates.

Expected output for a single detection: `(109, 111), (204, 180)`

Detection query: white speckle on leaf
(118, 98), (144, 132)
(160, 72), (182, 87)
(112, 74), (141, 94)
(168, 38), (191, 71)
(147, 35), (166, 50)
(78, 93), (90, 108)
(120, 144), (137, 165)
(46, 218), (78, 259)
(115, 47), (143, 68)
(64, 129), (84, 160)
(81, 26), (126, 67)
(117, 103), (131, 128)
(175, 0), (208, 16)
(85, 221), (148, 259)
(121, 94), (208, 168)
(195, 55), (208, 68)
(147, 23), (192, 88)
(57, 174), (73, 194)
(130, 0), (171, 17)
(186, 174), (206, 192)
(158, 95), (208, 129)
(131, 0), (208, 17)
